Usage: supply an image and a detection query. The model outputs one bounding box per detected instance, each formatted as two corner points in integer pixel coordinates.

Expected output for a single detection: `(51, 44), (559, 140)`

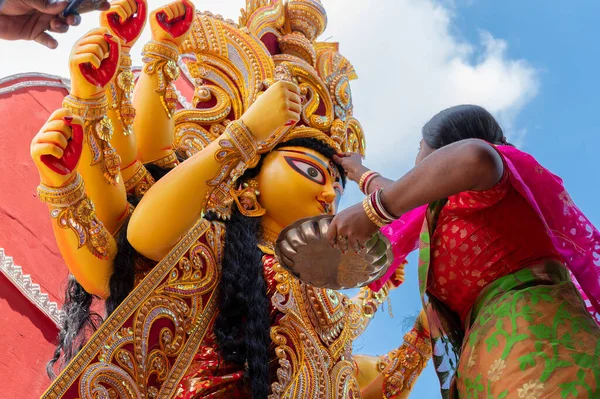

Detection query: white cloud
(0, 0), (538, 175)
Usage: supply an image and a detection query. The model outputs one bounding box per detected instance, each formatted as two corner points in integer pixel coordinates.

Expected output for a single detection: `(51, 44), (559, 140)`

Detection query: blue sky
(349, 1), (600, 397)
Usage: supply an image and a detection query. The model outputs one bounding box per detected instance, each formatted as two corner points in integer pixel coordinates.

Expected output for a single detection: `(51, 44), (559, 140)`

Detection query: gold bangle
(362, 197), (386, 227)
(62, 95), (109, 121)
(124, 163), (156, 197)
(358, 170), (379, 194)
(150, 150), (180, 169)
(142, 41), (179, 63)
(224, 120), (259, 165)
(360, 285), (389, 319)
(37, 174), (85, 208)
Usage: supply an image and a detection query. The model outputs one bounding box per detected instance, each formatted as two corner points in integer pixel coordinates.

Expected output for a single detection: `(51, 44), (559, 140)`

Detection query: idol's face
(256, 146), (343, 230)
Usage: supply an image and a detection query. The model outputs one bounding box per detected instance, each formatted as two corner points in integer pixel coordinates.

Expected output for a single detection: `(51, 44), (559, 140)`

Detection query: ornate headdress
(174, 0), (365, 218)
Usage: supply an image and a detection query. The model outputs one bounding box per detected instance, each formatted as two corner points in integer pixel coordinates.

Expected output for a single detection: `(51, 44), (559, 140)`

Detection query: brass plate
(274, 215), (394, 290)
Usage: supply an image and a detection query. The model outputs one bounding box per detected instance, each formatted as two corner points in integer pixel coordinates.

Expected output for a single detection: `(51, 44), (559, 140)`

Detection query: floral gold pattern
(40, 219), (225, 399)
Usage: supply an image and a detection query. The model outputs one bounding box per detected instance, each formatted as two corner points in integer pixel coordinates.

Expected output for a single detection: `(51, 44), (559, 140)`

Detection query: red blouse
(427, 164), (562, 323)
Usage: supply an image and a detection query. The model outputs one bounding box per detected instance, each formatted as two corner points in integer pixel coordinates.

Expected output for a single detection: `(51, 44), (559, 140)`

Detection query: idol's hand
(69, 28), (121, 99)
(31, 109), (84, 187)
(100, 0), (147, 49)
(385, 262), (406, 290)
(334, 152), (368, 183)
(149, 0), (194, 47)
(327, 201), (378, 251)
(240, 81), (301, 142)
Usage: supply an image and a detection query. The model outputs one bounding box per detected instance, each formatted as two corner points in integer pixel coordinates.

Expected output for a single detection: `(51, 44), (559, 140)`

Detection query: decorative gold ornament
(108, 52), (136, 136)
(359, 285), (390, 319)
(204, 119), (261, 219)
(142, 41), (181, 119)
(268, 255), (364, 398)
(38, 175), (110, 260)
(150, 150), (179, 169)
(231, 179), (266, 218)
(124, 163), (156, 197)
(62, 95), (122, 185)
(378, 327), (432, 397)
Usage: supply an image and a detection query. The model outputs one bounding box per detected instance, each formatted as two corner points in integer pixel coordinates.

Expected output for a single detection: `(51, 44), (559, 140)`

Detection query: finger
(174, 1), (185, 17)
(112, 5), (129, 23)
(65, 13), (81, 26)
(44, 120), (73, 140)
(50, 18), (69, 33)
(73, 53), (102, 69)
(283, 81), (301, 96)
(120, 0), (135, 17)
(34, 32), (58, 49)
(77, 33), (108, 49)
(327, 219), (338, 246)
(127, 0), (138, 14)
(99, 0), (111, 11)
(31, 0), (68, 14)
(48, 108), (73, 122)
(351, 239), (362, 254)
(337, 234), (349, 253)
(38, 131), (69, 149)
(162, 6), (174, 20)
(33, 143), (64, 160)
(75, 44), (106, 64)
(286, 110), (300, 124)
(287, 92), (301, 105)
(288, 101), (301, 114)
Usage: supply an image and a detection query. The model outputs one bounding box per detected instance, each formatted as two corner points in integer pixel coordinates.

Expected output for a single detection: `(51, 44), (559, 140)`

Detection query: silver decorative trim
(0, 248), (64, 327)
(0, 72), (71, 96)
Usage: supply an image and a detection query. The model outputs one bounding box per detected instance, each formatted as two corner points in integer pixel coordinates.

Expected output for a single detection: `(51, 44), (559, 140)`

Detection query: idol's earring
(231, 179), (266, 218)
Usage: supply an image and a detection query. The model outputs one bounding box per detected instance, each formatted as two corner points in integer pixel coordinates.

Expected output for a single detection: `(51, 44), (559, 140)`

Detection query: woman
(329, 105), (600, 398)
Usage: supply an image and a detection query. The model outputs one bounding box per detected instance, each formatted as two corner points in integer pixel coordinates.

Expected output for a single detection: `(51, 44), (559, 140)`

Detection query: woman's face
(415, 138), (435, 165)
(256, 146), (344, 230)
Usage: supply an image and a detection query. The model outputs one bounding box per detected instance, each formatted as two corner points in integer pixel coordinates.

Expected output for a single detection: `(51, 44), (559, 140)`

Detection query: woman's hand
(31, 109), (84, 187)
(240, 81), (301, 142)
(334, 152), (368, 183)
(100, 0), (147, 49)
(69, 28), (121, 99)
(327, 201), (379, 251)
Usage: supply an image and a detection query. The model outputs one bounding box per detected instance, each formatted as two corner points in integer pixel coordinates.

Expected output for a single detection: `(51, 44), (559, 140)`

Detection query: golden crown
(174, 0), (365, 159)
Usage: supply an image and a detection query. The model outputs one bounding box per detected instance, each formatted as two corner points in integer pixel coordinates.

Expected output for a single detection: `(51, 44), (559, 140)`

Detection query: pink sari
(370, 145), (600, 322)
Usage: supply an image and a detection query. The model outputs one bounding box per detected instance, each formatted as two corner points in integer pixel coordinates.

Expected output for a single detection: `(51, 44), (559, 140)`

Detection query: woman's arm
(381, 139), (504, 217)
(334, 152), (394, 194)
(328, 139), (504, 245)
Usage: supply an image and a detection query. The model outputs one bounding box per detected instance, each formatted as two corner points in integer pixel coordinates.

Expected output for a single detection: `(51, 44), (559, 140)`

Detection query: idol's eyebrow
(280, 149), (330, 174)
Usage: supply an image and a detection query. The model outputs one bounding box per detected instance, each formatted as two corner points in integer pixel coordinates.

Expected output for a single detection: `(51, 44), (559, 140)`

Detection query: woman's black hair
(422, 104), (511, 149)
(48, 137), (343, 399)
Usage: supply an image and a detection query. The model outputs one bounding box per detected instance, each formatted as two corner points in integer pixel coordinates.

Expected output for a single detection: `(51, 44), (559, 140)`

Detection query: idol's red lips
(318, 200), (330, 214)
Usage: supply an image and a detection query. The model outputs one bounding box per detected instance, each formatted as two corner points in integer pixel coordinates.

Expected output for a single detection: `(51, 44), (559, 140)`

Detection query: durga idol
(30, 0), (431, 398)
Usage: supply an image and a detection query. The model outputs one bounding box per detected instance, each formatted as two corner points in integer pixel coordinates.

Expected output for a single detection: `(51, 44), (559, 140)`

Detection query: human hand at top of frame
(31, 108), (84, 187)
(69, 27), (121, 99)
(150, 0), (194, 48)
(0, 0), (109, 49)
(240, 81), (301, 143)
(333, 152), (368, 184)
(100, 0), (147, 50)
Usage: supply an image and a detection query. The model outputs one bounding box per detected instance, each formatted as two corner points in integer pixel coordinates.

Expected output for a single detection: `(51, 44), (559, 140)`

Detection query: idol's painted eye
(284, 156), (326, 185)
